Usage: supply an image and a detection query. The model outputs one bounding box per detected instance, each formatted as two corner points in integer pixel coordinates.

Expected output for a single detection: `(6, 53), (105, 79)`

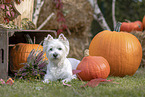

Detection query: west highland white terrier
(43, 33), (80, 83)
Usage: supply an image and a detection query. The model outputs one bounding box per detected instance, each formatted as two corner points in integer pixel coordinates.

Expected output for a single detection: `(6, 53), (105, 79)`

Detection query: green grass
(0, 68), (145, 97)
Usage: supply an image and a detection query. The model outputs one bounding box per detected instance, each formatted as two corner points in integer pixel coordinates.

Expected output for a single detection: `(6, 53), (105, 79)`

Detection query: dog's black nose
(53, 53), (58, 58)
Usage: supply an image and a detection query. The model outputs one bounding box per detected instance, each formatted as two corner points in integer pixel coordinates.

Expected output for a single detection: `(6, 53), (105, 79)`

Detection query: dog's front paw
(43, 79), (50, 84)
(62, 78), (71, 83)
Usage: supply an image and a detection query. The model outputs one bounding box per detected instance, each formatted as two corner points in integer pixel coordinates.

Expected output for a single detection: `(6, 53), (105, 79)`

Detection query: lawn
(0, 68), (145, 97)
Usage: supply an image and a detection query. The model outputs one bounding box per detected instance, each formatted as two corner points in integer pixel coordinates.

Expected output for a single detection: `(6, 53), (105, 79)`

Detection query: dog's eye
(49, 48), (53, 51)
(58, 48), (62, 50)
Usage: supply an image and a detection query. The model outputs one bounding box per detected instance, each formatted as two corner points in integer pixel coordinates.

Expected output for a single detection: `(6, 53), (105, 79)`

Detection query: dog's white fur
(43, 34), (80, 83)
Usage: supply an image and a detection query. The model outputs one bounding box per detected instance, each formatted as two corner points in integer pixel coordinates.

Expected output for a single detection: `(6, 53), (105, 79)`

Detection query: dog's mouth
(49, 55), (60, 60)
(53, 57), (59, 59)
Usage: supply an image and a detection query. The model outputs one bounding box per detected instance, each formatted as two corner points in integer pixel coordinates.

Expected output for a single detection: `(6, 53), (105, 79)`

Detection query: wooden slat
(0, 30), (9, 79)
(14, 30), (57, 37)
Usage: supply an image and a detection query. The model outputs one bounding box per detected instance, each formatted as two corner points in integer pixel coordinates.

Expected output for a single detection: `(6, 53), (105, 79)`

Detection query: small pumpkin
(89, 30), (142, 77)
(10, 43), (47, 72)
(76, 56), (110, 81)
(143, 15), (145, 29)
(120, 21), (143, 32)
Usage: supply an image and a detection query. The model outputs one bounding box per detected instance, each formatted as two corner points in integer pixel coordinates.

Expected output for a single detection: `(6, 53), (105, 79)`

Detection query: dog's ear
(58, 33), (70, 56)
(58, 33), (69, 43)
(58, 33), (68, 41)
(43, 34), (53, 52)
(58, 33), (69, 45)
(45, 34), (54, 41)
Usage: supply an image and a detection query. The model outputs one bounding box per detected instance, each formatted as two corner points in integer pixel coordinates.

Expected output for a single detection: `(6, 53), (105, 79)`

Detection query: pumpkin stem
(84, 49), (89, 57)
(114, 22), (122, 32)
(25, 34), (33, 44)
(125, 19), (131, 23)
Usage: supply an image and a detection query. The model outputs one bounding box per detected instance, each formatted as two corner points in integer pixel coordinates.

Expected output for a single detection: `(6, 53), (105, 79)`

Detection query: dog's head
(43, 33), (69, 61)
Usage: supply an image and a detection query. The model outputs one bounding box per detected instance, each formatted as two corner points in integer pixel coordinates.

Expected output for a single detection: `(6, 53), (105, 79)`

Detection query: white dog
(43, 33), (80, 83)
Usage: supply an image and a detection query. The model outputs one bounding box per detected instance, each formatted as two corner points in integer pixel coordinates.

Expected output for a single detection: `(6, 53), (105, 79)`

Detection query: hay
(131, 31), (145, 67)
(67, 33), (91, 60)
(37, 0), (93, 35)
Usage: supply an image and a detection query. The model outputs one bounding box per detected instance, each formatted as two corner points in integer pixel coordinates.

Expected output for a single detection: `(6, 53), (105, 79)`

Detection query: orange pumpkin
(120, 21), (143, 32)
(76, 56), (110, 81)
(10, 43), (47, 72)
(89, 30), (142, 77)
(143, 16), (145, 29)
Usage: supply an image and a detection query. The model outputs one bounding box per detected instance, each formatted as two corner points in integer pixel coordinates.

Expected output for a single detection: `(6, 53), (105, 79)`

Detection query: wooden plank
(0, 29), (9, 79)
(14, 30), (57, 37)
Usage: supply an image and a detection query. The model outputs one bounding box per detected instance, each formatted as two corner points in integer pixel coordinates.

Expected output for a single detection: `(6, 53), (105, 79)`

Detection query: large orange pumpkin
(76, 56), (110, 81)
(143, 16), (145, 29)
(89, 30), (142, 77)
(120, 21), (143, 32)
(10, 43), (47, 72)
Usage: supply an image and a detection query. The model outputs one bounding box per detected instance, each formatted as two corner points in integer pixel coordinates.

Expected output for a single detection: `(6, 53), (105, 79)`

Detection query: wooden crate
(0, 27), (56, 79)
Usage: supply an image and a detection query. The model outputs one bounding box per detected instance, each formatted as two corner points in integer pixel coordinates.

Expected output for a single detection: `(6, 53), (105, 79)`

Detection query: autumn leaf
(81, 78), (116, 88)
(0, 4), (5, 9)
(0, 78), (14, 86)
(57, 29), (63, 35)
(72, 70), (81, 75)
(6, 11), (11, 16)
(6, 78), (14, 85)
(61, 24), (67, 30)
(4, 17), (9, 23)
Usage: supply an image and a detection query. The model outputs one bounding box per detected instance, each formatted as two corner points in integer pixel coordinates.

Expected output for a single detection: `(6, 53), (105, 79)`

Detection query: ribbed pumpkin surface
(89, 30), (142, 77)
(10, 43), (45, 72)
(76, 56), (110, 81)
